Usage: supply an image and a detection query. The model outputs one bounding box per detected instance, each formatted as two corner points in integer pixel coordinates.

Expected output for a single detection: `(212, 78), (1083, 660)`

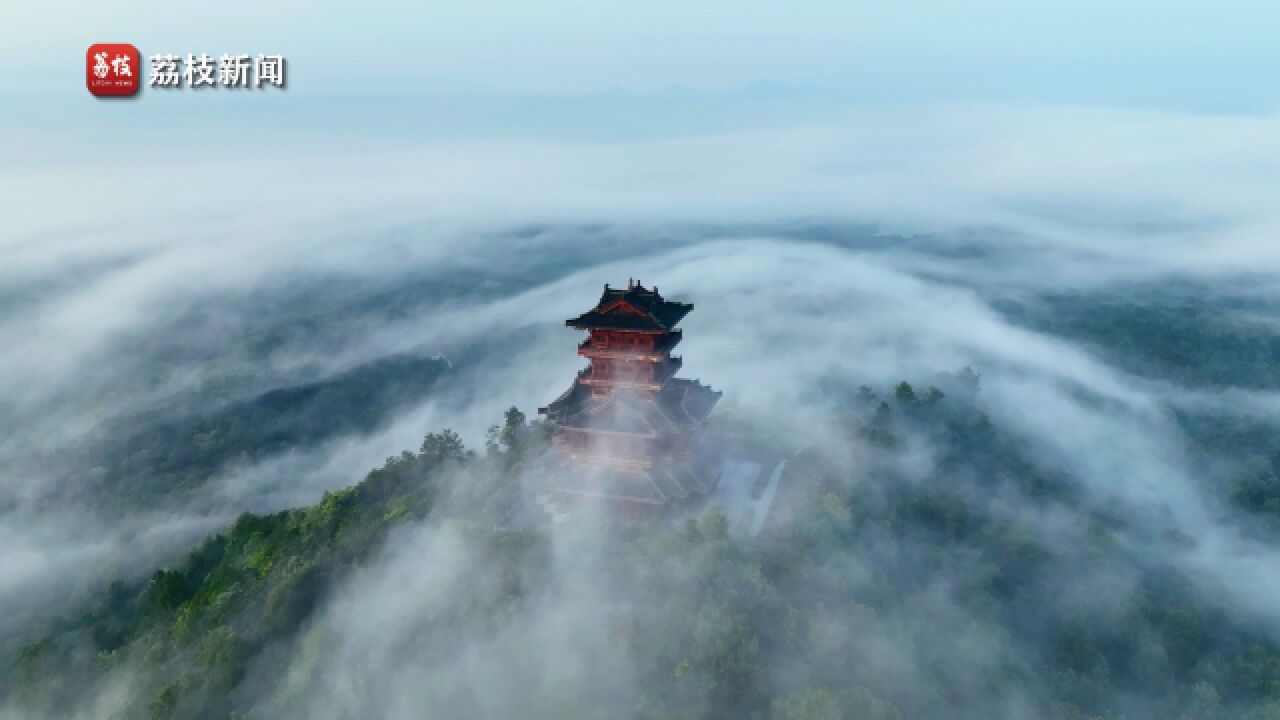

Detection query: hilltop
(8, 380), (1280, 720)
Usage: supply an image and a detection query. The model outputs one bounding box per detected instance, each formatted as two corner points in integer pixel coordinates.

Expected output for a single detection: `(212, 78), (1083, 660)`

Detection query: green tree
(500, 406), (527, 450)
(419, 429), (468, 463)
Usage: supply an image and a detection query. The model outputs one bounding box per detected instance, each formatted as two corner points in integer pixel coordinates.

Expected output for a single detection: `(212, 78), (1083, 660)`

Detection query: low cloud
(2, 99), (1280, 716)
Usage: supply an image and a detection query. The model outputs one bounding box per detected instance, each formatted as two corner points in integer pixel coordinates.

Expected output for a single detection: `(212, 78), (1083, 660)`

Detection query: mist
(3, 98), (1280, 718)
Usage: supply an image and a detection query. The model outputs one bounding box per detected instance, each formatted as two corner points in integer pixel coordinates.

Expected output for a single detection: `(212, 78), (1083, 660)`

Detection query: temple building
(537, 280), (722, 508)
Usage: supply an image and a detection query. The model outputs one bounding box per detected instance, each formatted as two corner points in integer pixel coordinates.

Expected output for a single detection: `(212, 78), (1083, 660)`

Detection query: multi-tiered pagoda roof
(565, 282), (693, 333)
(537, 280), (723, 508)
(542, 375), (721, 433)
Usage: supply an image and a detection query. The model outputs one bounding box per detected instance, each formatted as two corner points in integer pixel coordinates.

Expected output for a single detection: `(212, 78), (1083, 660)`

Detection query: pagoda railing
(581, 357), (681, 389)
(578, 331), (682, 359)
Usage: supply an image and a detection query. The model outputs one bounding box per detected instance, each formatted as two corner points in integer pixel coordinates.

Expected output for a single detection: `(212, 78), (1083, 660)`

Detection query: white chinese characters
(94, 51), (132, 80)
(150, 54), (181, 87)
(111, 54), (132, 78)
(219, 54), (251, 87)
(186, 54), (216, 88)
(256, 56), (285, 87)
(148, 53), (287, 89)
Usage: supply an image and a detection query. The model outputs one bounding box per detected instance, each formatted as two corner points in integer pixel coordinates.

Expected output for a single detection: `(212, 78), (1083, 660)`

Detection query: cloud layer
(2, 98), (1280, 716)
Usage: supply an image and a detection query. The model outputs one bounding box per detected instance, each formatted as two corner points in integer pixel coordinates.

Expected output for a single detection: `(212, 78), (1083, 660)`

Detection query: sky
(0, 0), (1276, 239)
(3, 0), (1279, 149)
(3, 0), (1278, 103)
(3, 0), (1277, 222)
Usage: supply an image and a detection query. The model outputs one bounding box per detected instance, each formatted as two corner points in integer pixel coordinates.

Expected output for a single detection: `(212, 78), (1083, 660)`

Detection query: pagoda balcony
(578, 330), (682, 360)
(580, 375), (663, 391)
(581, 357), (681, 390)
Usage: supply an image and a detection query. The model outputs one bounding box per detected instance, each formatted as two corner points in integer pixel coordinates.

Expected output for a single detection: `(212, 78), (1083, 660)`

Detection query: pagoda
(537, 279), (722, 507)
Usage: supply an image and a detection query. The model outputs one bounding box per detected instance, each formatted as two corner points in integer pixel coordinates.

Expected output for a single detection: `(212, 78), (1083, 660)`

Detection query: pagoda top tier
(566, 280), (692, 333)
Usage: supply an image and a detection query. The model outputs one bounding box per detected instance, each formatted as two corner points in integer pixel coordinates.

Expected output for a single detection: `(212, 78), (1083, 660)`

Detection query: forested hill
(8, 383), (1280, 720)
(32, 353), (452, 512)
